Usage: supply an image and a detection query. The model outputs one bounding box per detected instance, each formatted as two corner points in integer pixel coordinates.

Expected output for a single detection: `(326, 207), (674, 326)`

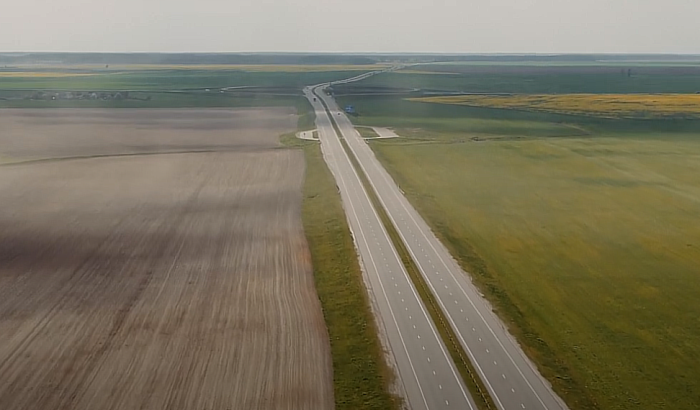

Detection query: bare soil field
(0, 108), (297, 160)
(0, 109), (334, 410)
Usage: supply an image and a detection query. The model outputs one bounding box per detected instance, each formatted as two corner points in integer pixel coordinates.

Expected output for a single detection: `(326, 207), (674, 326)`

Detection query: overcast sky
(1, 0), (699, 53)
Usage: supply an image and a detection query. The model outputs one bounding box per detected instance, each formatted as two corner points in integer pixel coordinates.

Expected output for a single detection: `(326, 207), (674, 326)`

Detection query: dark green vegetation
(336, 74), (700, 409)
(338, 94), (700, 138)
(0, 92), (311, 110)
(336, 64), (700, 94)
(0, 70), (361, 91)
(0, 52), (379, 65)
(0, 68), (368, 109)
(281, 135), (401, 410)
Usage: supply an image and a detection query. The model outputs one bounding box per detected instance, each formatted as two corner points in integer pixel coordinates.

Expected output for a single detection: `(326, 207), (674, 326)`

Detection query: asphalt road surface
(317, 81), (570, 410)
(305, 86), (476, 410)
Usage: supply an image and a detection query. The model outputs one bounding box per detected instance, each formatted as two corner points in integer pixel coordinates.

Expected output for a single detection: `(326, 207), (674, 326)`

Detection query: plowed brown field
(0, 109), (334, 410)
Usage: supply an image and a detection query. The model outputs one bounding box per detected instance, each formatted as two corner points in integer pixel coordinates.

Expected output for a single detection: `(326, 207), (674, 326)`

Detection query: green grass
(365, 132), (700, 410)
(0, 68), (363, 108)
(336, 95), (700, 139)
(338, 95), (591, 140)
(0, 69), (361, 90)
(285, 139), (401, 410)
(355, 127), (380, 138)
(348, 66), (700, 94)
(0, 92), (313, 109)
(333, 81), (700, 409)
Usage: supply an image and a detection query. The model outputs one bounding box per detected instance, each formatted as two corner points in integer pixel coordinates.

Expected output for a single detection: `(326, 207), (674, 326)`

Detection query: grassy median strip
(281, 103), (401, 410)
(318, 96), (496, 410)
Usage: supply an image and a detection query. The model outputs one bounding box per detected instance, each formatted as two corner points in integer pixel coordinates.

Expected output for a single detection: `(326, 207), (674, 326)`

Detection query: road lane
(318, 87), (569, 410)
(304, 86), (475, 410)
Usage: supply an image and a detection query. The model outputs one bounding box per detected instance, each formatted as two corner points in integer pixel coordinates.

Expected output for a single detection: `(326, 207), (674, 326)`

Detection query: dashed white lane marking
(486, 349), (490, 353)
(439, 384), (442, 390)
(413, 325), (416, 329)
(472, 327), (475, 331)
(418, 335), (421, 339)
(427, 357), (431, 363)
(521, 404), (525, 408)
(479, 338), (482, 342)
(502, 374), (506, 379)
(422, 346), (425, 350)
(409, 315), (412, 319)
(460, 309), (464, 313)
(432, 370), (436, 375)
(511, 388), (515, 393)
(494, 361), (498, 365)
(446, 400), (450, 406)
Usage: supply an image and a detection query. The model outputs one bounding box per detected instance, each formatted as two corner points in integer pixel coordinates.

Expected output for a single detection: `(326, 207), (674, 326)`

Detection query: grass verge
(281, 102), (401, 409)
(338, 136), (496, 410)
(355, 126), (381, 138)
(318, 91), (496, 409)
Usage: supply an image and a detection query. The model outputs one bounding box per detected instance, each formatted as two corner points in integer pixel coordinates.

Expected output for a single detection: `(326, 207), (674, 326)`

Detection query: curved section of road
(305, 85), (476, 410)
(317, 83), (570, 410)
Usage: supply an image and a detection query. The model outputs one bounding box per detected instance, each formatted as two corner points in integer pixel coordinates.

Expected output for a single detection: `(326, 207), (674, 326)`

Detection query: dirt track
(0, 109), (334, 410)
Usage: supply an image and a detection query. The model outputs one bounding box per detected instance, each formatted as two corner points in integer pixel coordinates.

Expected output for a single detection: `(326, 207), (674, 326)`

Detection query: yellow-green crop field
(411, 94), (700, 119)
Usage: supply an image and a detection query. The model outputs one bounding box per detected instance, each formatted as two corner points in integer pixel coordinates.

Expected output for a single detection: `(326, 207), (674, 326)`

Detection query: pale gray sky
(1, 0), (699, 53)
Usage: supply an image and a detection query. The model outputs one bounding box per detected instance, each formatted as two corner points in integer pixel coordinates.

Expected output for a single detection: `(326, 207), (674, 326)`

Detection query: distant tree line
(2, 52), (698, 66)
(0, 53), (377, 65)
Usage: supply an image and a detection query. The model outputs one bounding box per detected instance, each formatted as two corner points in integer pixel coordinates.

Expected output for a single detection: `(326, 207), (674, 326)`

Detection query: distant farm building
(344, 105), (355, 114)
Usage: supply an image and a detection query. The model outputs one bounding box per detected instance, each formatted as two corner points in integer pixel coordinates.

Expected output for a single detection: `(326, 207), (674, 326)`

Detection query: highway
(304, 85), (476, 410)
(316, 82), (570, 410)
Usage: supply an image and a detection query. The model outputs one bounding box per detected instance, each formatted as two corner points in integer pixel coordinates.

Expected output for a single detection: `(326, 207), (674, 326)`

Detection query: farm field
(0, 109), (335, 410)
(0, 69), (360, 93)
(412, 94), (700, 119)
(336, 64), (700, 94)
(2, 64), (389, 73)
(337, 91), (700, 409)
(0, 65), (366, 110)
(0, 108), (298, 160)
